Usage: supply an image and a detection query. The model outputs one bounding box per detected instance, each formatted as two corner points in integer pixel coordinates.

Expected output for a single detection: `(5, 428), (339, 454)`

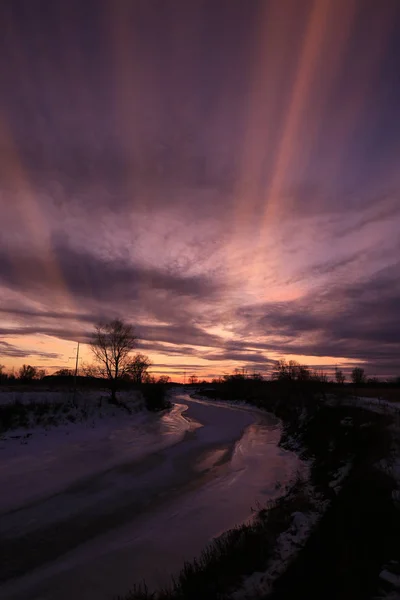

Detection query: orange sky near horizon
(1, 0), (399, 381)
(0, 330), (366, 383)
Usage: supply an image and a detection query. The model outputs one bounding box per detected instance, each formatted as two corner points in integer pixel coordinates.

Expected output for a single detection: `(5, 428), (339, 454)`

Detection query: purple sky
(0, 0), (399, 380)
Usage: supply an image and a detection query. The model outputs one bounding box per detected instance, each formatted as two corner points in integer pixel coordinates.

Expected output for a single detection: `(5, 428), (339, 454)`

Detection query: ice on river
(0, 391), (304, 600)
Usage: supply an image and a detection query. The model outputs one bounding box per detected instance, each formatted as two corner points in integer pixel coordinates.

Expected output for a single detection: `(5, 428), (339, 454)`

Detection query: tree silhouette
(19, 364), (38, 382)
(91, 319), (137, 402)
(272, 359), (310, 382)
(351, 367), (366, 386)
(54, 368), (73, 377)
(127, 353), (152, 384)
(37, 369), (46, 380)
(335, 367), (346, 385)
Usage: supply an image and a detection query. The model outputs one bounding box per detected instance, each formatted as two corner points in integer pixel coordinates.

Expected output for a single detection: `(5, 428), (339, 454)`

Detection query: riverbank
(268, 403), (399, 599)
(0, 393), (301, 600)
(122, 386), (400, 600)
(203, 388), (400, 600)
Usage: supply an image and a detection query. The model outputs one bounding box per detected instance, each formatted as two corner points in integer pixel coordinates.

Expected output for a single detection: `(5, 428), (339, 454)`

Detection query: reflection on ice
(0, 392), (305, 600)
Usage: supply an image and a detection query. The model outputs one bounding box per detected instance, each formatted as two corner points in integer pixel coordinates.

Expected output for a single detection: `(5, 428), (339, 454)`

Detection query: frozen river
(0, 391), (303, 599)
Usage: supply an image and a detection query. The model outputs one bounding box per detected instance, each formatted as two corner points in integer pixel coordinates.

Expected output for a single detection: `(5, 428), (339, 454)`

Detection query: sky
(0, 0), (399, 381)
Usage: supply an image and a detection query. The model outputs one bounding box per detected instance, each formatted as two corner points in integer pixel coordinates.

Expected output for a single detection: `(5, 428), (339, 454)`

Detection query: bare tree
(19, 364), (38, 382)
(54, 368), (73, 377)
(272, 359), (310, 382)
(91, 319), (137, 402)
(312, 369), (328, 383)
(81, 363), (99, 378)
(297, 365), (311, 381)
(37, 369), (47, 380)
(351, 367), (366, 386)
(251, 372), (263, 381)
(126, 353), (152, 384)
(335, 367), (345, 385)
(189, 374), (198, 385)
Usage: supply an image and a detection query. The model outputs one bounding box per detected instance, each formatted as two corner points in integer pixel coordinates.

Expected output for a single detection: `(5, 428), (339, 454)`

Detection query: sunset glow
(1, 0), (399, 381)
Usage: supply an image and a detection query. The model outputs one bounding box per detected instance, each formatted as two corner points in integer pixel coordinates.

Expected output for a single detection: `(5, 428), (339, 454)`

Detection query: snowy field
(0, 388), (146, 406)
(0, 395), (192, 514)
(0, 391), (303, 600)
(0, 389), (86, 405)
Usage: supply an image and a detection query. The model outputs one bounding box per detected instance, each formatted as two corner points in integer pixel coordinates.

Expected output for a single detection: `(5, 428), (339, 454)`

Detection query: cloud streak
(0, 341), (61, 360)
(0, 0), (399, 378)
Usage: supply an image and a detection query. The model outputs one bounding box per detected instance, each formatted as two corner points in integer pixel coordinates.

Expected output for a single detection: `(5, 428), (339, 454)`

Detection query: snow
(328, 393), (400, 417)
(331, 393), (400, 600)
(344, 395), (400, 489)
(380, 569), (400, 589)
(234, 511), (321, 599)
(222, 391), (400, 600)
(0, 391), (303, 600)
(0, 388), (150, 407)
(2, 388), (398, 600)
(232, 483), (326, 600)
(0, 389), (77, 405)
(0, 391), (190, 514)
(191, 392), (277, 417)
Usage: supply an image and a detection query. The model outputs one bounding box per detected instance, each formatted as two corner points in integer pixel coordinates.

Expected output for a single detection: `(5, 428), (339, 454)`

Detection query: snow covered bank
(237, 394), (400, 600)
(181, 386), (399, 600)
(0, 392), (303, 600)
(0, 394), (190, 513)
(231, 483), (326, 600)
(0, 388), (145, 434)
(327, 392), (400, 416)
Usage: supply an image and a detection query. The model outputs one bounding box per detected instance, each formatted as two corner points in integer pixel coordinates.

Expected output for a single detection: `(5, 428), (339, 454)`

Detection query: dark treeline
(0, 368), (172, 388)
(206, 361), (400, 390)
(1, 359), (400, 390)
(198, 360), (400, 420)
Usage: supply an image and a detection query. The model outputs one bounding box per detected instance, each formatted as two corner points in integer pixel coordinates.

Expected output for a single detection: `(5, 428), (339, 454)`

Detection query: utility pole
(73, 342), (80, 406)
(183, 370), (186, 386)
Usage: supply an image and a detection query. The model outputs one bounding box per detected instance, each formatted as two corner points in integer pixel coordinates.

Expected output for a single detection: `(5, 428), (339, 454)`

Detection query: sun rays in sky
(1, 0), (400, 380)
